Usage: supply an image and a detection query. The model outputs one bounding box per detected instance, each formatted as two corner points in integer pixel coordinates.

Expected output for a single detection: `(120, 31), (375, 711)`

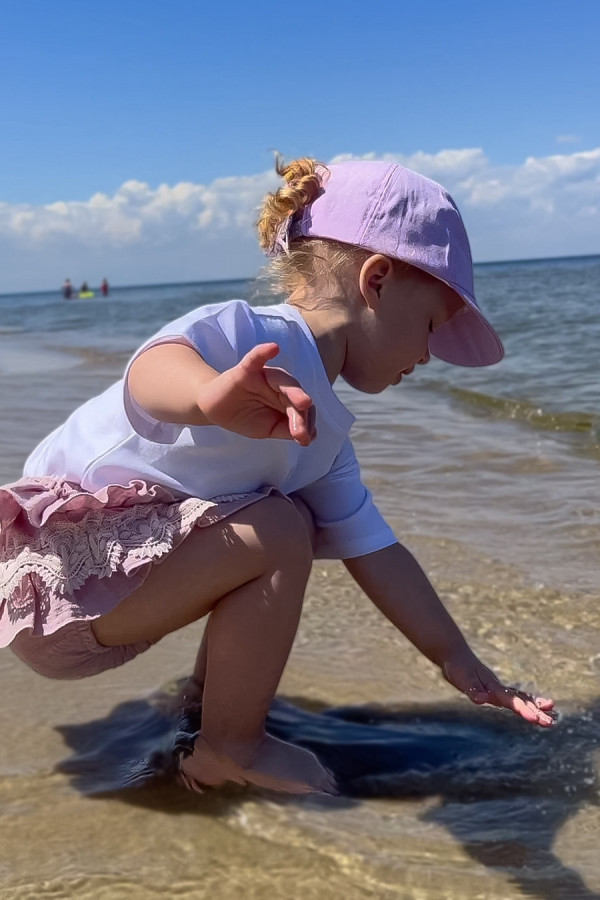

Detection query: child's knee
(247, 495), (313, 574)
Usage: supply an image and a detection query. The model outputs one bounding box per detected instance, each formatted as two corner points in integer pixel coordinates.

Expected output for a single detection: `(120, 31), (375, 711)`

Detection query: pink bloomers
(0, 476), (271, 678)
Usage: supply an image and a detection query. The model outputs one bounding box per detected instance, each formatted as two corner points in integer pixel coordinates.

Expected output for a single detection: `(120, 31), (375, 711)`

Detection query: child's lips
(393, 367), (414, 385)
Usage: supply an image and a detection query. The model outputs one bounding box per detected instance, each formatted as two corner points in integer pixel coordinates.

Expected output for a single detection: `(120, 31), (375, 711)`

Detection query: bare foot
(179, 733), (336, 795)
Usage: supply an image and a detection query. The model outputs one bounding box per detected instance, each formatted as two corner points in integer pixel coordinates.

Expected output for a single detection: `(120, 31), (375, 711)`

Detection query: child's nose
(418, 351), (431, 365)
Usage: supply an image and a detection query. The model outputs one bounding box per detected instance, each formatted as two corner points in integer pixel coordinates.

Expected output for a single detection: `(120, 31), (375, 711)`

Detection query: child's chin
(341, 373), (386, 394)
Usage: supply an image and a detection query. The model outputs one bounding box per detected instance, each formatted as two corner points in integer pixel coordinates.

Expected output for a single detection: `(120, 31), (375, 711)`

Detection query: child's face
(342, 264), (464, 394)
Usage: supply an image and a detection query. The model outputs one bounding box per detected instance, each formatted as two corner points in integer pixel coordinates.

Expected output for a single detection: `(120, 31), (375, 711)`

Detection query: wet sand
(2, 540), (600, 899)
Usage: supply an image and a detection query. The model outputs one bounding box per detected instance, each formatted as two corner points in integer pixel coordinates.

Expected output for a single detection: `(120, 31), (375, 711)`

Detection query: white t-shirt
(24, 300), (397, 560)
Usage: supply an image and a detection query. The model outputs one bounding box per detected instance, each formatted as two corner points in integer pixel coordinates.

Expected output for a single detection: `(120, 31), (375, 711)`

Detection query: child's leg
(173, 628), (207, 711)
(178, 494), (315, 707)
(185, 540), (333, 794)
(91, 496), (333, 793)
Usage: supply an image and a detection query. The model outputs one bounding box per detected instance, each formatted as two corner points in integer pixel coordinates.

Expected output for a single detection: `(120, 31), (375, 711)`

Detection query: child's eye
(428, 320), (434, 333)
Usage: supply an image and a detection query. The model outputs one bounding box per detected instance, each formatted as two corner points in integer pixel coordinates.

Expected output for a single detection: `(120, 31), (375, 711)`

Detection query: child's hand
(200, 343), (316, 445)
(442, 652), (556, 727)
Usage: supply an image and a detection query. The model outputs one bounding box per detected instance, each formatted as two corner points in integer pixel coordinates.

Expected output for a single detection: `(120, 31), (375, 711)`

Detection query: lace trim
(1, 498), (214, 617)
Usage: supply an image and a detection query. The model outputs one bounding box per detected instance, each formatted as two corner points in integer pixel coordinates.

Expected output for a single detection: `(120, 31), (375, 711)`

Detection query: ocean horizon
(1, 251), (599, 299)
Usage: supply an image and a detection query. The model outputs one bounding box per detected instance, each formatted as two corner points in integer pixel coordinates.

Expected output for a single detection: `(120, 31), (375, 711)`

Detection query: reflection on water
(56, 683), (600, 900)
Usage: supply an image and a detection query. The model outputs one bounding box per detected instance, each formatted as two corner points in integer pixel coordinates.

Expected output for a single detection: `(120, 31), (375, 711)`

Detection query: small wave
(448, 386), (598, 438)
(0, 347), (80, 375)
(51, 344), (132, 367)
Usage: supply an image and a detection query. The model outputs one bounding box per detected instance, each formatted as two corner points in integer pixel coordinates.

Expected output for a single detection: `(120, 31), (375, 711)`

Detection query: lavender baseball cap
(277, 160), (503, 367)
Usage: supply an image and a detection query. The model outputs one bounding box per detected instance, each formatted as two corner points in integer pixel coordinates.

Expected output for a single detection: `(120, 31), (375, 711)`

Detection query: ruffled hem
(0, 476), (273, 647)
(0, 476), (189, 529)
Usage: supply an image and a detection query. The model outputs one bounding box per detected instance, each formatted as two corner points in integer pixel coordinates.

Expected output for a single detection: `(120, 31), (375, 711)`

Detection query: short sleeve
(122, 301), (261, 445)
(295, 438), (397, 560)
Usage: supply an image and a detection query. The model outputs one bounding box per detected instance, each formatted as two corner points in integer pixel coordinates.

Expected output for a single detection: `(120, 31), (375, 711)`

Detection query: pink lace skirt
(0, 476), (273, 650)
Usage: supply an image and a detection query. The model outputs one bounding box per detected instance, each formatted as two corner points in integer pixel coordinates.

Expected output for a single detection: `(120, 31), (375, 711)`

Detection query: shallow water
(1, 258), (599, 898)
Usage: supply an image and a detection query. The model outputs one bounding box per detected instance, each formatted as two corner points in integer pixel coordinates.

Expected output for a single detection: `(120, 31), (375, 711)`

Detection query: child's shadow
(56, 688), (600, 900)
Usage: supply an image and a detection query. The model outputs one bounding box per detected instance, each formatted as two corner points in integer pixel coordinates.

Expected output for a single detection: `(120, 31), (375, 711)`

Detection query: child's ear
(359, 255), (393, 308)
(369, 272), (384, 297)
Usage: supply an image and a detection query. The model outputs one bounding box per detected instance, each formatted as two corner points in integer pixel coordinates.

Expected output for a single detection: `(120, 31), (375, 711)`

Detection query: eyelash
(428, 320), (434, 333)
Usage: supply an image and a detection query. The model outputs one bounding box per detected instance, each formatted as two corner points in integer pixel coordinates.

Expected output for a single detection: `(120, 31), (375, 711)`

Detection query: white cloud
(0, 147), (599, 291)
(556, 134), (581, 144)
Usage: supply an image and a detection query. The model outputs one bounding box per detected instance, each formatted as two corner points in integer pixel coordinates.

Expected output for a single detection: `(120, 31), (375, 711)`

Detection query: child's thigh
(91, 494), (313, 646)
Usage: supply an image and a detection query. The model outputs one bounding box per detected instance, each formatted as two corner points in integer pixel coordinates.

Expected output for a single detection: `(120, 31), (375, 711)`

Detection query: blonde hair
(255, 155), (370, 297)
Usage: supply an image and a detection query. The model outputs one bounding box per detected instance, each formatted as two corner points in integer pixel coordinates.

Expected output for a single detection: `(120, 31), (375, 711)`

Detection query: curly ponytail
(255, 155), (369, 300)
(256, 155), (323, 255)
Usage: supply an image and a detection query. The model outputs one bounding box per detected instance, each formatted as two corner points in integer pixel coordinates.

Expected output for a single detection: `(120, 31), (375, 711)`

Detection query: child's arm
(344, 543), (555, 727)
(128, 341), (316, 446)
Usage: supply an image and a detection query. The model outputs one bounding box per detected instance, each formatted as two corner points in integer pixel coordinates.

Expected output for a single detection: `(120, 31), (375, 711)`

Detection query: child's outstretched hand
(201, 342), (316, 445)
(442, 651), (556, 727)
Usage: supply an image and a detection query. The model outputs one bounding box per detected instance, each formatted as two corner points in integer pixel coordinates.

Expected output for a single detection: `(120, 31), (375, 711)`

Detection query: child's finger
(240, 342), (281, 371)
(496, 687), (557, 726)
(279, 384), (314, 412)
(264, 371), (316, 443)
(267, 403), (316, 444)
(511, 695), (557, 727)
(287, 406), (314, 446)
(265, 371), (314, 411)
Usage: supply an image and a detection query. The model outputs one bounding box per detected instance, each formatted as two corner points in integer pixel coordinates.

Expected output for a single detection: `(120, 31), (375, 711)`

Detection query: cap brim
(428, 292), (504, 367)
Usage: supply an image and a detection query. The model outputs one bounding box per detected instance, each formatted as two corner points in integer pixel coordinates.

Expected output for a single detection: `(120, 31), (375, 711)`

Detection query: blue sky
(1, 0), (599, 290)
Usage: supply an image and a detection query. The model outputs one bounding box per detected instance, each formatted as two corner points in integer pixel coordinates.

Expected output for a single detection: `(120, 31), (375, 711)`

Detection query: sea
(0, 255), (599, 899)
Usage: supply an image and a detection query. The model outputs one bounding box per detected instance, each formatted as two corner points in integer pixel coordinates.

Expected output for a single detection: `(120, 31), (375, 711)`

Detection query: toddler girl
(0, 157), (555, 795)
